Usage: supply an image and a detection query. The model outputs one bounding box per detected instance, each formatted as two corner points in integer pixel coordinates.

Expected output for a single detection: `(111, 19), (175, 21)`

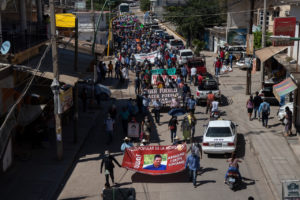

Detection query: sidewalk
(201, 50), (300, 200)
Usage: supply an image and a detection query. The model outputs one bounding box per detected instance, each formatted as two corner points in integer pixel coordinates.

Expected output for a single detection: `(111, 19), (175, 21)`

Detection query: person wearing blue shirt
(258, 99), (270, 128)
(121, 137), (133, 152)
(181, 66), (187, 82)
(185, 150), (200, 187)
(187, 95), (196, 114)
(143, 154), (167, 170)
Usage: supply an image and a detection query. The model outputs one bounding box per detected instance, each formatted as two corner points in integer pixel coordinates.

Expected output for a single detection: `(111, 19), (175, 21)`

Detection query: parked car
(154, 29), (166, 37)
(177, 49), (194, 65)
(186, 57), (207, 76)
(166, 39), (184, 50)
(278, 102), (293, 121)
(226, 45), (246, 60)
(202, 120), (237, 155)
(78, 80), (111, 101)
(195, 74), (220, 104)
(236, 57), (252, 70)
(163, 34), (174, 42)
(150, 24), (160, 32)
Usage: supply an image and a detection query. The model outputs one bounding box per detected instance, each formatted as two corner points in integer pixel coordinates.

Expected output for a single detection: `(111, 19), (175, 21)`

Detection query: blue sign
(1, 41), (10, 55)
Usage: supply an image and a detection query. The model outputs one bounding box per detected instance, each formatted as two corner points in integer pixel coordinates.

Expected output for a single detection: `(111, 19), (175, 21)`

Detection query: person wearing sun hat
(121, 137), (133, 152)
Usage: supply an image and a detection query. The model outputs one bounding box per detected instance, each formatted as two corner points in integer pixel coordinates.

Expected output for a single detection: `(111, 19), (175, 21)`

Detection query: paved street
(57, 51), (275, 200)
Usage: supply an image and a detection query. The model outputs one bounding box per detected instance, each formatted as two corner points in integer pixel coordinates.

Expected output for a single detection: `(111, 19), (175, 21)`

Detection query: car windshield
(171, 40), (183, 46)
(199, 80), (218, 90)
(206, 127), (232, 137)
(181, 51), (193, 56)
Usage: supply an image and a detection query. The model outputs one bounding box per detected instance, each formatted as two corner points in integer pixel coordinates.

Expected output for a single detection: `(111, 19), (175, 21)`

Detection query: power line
(0, 42), (52, 158)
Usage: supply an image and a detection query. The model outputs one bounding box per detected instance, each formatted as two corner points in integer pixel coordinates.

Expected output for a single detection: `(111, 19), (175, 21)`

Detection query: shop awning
(273, 77), (297, 101)
(255, 46), (288, 63)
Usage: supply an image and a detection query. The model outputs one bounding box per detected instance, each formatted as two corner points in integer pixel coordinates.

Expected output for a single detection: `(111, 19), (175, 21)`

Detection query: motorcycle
(225, 170), (241, 191)
(210, 110), (220, 120)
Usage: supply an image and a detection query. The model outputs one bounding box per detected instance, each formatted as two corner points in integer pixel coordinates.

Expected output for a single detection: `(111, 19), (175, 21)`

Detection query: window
(259, 10), (270, 28)
(206, 127), (233, 137)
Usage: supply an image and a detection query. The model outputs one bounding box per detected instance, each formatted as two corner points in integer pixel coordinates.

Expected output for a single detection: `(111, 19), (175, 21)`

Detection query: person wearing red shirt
(215, 58), (222, 77)
(220, 50), (224, 62)
(197, 73), (203, 86)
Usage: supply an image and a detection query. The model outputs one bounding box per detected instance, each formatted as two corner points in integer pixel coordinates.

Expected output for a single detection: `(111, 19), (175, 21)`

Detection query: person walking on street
(121, 137), (133, 152)
(285, 106), (293, 136)
(258, 99), (270, 128)
(185, 149), (201, 187)
(214, 58), (222, 77)
(246, 95), (254, 121)
(253, 91), (262, 119)
(206, 91), (215, 114)
(108, 61), (113, 78)
(134, 75), (141, 95)
(187, 112), (197, 141)
(187, 95), (196, 114)
(190, 66), (197, 85)
(168, 116), (178, 143)
(100, 150), (121, 186)
(104, 114), (115, 145)
(152, 98), (161, 124)
(181, 65), (188, 82)
(187, 139), (202, 159)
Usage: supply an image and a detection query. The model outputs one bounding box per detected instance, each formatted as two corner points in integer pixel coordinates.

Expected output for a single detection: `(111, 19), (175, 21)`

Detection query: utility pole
(246, 0), (254, 95)
(50, 0), (63, 160)
(261, 0), (267, 88)
(73, 17), (78, 144)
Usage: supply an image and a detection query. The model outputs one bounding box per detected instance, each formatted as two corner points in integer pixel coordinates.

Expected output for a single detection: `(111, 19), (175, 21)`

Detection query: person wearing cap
(100, 150), (121, 186)
(185, 149), (201, 187)
(140, 139), (148, 146)
(121, 137), (133, 152)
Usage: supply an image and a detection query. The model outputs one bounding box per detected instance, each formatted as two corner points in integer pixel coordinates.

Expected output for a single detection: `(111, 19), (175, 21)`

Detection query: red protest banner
(122, 144), (187, 175)
(273, 17), (296, 46)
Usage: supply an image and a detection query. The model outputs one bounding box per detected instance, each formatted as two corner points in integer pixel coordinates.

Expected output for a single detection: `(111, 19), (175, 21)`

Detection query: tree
(192, 39), (205, 56)
(254, 31), (272, 49)
(164, 0), (225, 42)
(140, 0), (150, 12)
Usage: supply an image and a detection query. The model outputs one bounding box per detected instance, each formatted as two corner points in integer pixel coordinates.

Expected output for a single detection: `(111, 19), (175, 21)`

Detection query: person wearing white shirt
(211, 100), (219, 112)
(190, 67), (197, 84)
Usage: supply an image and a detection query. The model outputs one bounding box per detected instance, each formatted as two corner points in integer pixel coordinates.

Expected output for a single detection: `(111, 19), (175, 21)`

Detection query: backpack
(262, 103), (268, 113)
(247, 100), (253, 109)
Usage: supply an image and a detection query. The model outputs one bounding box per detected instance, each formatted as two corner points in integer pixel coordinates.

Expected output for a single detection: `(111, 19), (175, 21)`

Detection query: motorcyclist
(225, 152), (242, 182)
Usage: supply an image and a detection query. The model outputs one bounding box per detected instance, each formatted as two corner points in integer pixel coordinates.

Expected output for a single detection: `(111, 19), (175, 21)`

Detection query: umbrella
(168, 108), (186, 116)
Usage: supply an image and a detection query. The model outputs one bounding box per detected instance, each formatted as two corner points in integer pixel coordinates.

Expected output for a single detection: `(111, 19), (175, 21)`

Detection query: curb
(284, 135), (300, 165)
(248, 134), (280, 200)
(51, 109), (103, 200)
(159, 22), (186, 43)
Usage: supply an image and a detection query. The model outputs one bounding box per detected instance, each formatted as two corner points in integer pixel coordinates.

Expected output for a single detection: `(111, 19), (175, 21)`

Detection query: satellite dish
(1, 41), (10, 55)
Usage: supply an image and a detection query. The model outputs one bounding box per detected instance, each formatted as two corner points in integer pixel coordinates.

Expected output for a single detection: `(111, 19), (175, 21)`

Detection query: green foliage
(140, 0), (150, 12)
(164, 0), (225, 41)
(192, 39), (205, 56)
(254, 31), (272, 49)
(143, 154), (167, 165)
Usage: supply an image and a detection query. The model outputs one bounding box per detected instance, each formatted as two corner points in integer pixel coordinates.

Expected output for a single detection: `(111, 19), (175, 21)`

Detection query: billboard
(273, 17), (296, 46)
(227, 29), (247, 46)
(122, 144), (187, 175)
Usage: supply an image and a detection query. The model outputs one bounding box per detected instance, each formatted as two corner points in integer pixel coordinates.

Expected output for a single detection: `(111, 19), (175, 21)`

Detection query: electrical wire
(0, 42), (52, 158)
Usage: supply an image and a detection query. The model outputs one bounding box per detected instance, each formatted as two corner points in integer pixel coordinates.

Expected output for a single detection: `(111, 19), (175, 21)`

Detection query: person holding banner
(121, 137), (134, 152)
(100, 150), (121, 186)
(185, 150), (201, 187)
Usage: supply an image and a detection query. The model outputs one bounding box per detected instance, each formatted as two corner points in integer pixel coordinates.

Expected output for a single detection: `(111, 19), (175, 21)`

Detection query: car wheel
(196, 99), (201, 106)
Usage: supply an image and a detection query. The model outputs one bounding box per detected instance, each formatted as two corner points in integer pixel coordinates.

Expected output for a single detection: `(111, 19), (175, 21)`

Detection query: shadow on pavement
(114, 182), (133, 187)
(236, 134), (246, 158)
(131, 170), (189, 183)
(195, 180), (216, 187)
(198, 167), (218, 176)
(61, 196), (90, 200)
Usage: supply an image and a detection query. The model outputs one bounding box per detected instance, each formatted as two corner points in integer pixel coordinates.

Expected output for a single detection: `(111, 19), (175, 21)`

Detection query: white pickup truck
(195, 75), (220, 105)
